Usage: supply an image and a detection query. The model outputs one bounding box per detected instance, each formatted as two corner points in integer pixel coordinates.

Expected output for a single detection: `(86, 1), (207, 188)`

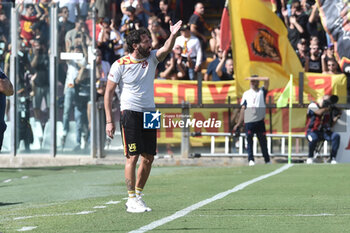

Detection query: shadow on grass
(0, 202), (22, 207)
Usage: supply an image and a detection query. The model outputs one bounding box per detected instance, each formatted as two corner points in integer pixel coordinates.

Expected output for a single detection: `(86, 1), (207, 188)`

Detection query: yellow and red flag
(261, 0), (277, 12)
(229, 0), (316, 99)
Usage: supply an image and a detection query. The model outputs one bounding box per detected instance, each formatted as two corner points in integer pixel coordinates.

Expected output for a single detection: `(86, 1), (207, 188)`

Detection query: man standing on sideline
(0, 68), (13, 151)
(104, 21), (182, 213)
(233, 75), (271, 166)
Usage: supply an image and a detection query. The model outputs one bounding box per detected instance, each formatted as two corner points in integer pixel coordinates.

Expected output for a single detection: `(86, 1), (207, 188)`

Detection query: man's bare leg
(125, 155), (139, 191)
(136, 153), (154, 189)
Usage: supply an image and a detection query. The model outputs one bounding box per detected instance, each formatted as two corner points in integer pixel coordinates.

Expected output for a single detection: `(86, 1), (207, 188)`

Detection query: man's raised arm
(156, 20), (182, 62)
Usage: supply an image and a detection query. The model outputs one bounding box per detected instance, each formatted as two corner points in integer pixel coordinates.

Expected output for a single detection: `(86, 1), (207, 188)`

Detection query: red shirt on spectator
(20, 15), (39, 42)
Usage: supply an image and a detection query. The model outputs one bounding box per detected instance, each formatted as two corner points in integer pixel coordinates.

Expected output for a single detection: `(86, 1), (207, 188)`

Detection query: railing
(190, 132), (329, 158)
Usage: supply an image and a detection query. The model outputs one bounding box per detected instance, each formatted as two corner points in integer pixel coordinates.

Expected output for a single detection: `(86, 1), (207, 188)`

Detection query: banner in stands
(318, 0), (350, 73)
(154, 74), (347, 143)
(154, 80), (237, 104)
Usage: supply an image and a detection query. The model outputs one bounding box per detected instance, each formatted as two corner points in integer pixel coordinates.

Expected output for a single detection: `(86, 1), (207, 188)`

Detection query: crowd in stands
(0, 0), (347, 152)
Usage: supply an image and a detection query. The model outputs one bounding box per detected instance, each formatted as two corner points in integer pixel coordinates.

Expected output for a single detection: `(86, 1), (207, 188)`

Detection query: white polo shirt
(240, 87), (267, 123)
(108, 50), (159, 112)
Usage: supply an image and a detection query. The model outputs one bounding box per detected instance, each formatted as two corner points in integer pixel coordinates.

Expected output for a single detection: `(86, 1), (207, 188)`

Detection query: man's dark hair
(126, 28), (151, 53)
(159, 0), (169, 5)
(25, 4), (34, 9)
(59, 6), (68, 13)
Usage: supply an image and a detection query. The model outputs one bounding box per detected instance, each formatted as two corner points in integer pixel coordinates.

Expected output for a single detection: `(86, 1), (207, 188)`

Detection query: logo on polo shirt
(143, 110), (161, 129)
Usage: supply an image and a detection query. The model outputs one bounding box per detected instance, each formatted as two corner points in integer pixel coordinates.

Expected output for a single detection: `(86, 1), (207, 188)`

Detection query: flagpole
(288, 74), (293, 164)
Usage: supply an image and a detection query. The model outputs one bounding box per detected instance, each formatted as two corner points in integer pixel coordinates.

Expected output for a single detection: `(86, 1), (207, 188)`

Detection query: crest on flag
(242, 19), (281, 64)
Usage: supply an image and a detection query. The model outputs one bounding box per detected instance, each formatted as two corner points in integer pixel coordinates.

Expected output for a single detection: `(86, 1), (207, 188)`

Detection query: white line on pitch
(12, 200), (122, 221)
(129, 164), (294, 233)
(13, 211), (96, 220)
(194, 213), (350, 217)
(17, 226), (37, 231)
(105, 201), (121, 205)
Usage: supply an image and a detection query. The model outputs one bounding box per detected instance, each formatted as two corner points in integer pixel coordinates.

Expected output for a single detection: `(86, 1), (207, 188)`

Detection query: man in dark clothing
(0, 68), (13, 150)
(189, 2), (211, 59)
(305, 43), (322, 73)
(305, 95), (341, 164)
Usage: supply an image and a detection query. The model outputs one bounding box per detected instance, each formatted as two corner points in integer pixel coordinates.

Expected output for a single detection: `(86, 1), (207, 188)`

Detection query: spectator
(290, 0), (308, 38)
(58, 6), (75, 51)
(209, 24), (220, 53)
(309, 35), (319, 46)
(0, 11), (9, 45)
(29, 39), (50, 129)
(305, 43), (322, 73)
(305, 95), (341, 164)
(321, 43), (336, 73)
(74, 64), (90, 151)
(59, 0), (80, 24)
(0, 68), (13, 151)
(323, 59), (341, 75)
(58, 6), (75, 85)
(65, 17), (91, 52)
(61, 44), (87, 149)
(147, 16), (167, 49)
(284, 11), (304, 50)
(93, 0), (112, 19)
(120, 0), (140, 25)
(136, 0), (154, 28)
(19, 3), (42, 46)
(159, 45), (188, 80)
(87, 48), (111, 149)
(189, 2), (211, 58)
(204, 45), (225, 81)
(295, 38), (308, 67)
(307, 3), (327, 48)
(157, 0), (176, 35)
(97, 17), (119, 65)
(215, 50), (234, 81)
(173, 24), (202, 80)
(95, 48), (110, 97)
(120, 6), (141, 38)
(233, 76), (271, 166)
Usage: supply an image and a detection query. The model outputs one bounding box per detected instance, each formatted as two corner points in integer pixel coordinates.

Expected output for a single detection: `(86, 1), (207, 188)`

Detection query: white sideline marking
(196, 213), (350, 217)
(3, 179), (12, 183)
(17, 226), (37, 231)
(129, 164), (294, 233)
(14, 211), (96, 220)
(21, 176), (29, 179)
(93, 206), (107, 209)
(105, 201), (121, 205)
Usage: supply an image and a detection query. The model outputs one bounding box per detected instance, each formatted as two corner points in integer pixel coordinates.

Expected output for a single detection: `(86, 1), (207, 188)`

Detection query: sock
(128, 190), (136, 199)
(135, 187), (143, 197)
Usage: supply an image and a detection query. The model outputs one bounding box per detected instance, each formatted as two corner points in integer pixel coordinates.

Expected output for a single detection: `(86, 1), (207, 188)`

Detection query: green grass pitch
(1, 164), (350, 232)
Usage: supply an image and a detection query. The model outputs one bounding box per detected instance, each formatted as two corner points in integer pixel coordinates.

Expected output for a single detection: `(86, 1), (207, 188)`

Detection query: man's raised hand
(170, 20), (182, 36)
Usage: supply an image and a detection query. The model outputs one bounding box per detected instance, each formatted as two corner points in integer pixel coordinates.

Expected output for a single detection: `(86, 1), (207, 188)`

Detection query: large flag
(229, 0), (316, 98)
(317, 0), (350, 73)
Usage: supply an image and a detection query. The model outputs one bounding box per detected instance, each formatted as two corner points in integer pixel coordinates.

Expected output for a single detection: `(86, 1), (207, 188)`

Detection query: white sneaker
(137, 196), (152, 212)
(306, 158), (313, 164)
(125, 198), (147, 213)
(331, 159), (337, 164)
(248, 160), (255, 166)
